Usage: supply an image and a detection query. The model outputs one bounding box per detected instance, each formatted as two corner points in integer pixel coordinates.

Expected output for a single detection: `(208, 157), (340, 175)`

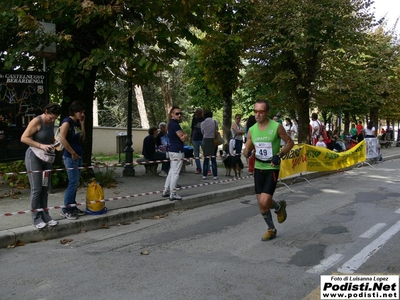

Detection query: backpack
(54, 127), (64, 151)
(54, 119), (72, 151)
(317, 120), (328, 140)
(86, 181), (107, 215)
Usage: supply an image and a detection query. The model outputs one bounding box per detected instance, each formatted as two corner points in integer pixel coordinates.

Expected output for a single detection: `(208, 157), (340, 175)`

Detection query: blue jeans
(203, 156), (217, 177)
(63, 156), (82, 212)
(202, 142), (217, 177)
(235, 139), (243, 155)
(192, 140), (203, 171)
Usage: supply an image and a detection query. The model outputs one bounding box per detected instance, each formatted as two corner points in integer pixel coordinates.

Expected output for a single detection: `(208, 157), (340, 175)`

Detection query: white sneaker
(35, 222), (47, 229)
(169, 193), (182, 201)
(47, 220), (58, 227)
(159, 171), (168, 177)
(60, 211), (78, 220)
(213, 177), (218, 180)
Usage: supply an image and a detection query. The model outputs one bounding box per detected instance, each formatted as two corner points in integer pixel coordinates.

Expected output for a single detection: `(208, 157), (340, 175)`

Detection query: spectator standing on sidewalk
(243, 100), (294, 241)
(356, 121), (363, 135)
(311, 113), (321, 146)
(21, 103), (62, 229)
(365, 121), (376, 138)
(201, 109), (218, 180)
(162, 107), (188, 201)
(190, 108), (205, 174)
(231, 114), (245, 155)
(275, 112), (283, 124)
(59, 100), (86, 220)
(356, 120), (364, 142)
(245, 115), (257, 173)
(350, 123), (358, 140)
(281, 117), (293, 147)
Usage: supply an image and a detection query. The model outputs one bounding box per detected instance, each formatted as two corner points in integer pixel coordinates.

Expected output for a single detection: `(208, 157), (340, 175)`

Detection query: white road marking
(307, 254), (343, 274)
(395, 208), (400, 214)
(338, 220), (400, 274)
(359, 223), (387, 238)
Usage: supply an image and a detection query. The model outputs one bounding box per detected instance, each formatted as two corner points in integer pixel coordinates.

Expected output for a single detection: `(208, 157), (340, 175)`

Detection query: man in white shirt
(311, 113), (320, 146)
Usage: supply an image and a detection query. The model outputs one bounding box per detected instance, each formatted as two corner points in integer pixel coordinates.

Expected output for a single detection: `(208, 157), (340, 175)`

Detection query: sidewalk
(0, 145), (399, 248)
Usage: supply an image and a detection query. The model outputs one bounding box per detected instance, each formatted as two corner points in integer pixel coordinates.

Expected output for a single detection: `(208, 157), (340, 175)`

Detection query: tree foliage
(0, 0), (221, 164)
(1, 0), (400, 160)
(243, 0), (376, 143)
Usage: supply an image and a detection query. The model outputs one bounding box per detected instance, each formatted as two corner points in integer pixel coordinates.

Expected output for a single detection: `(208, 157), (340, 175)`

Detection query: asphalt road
(1, 159), (400, 300)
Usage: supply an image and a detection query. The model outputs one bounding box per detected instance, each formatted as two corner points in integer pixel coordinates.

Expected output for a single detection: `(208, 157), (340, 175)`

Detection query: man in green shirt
(243, 100), (294, 241)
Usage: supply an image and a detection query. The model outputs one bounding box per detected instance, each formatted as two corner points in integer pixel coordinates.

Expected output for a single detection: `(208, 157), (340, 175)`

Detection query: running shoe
(276, 200), (287, 223)
(261, 229), (277, 241)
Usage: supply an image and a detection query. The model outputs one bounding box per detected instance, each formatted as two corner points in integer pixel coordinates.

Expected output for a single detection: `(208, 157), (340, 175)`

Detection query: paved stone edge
(0, 184), (254, 249)
(1, 153), (399, 249)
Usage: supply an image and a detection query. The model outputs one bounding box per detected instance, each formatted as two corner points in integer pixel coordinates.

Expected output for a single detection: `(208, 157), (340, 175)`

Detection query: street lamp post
(338, 81), (342, 137)
(123, 39), (135, 177)
(338, 106), (342, 137)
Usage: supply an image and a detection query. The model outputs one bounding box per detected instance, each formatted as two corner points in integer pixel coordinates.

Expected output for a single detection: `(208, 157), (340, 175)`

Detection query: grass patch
(92, 152), (141, 164)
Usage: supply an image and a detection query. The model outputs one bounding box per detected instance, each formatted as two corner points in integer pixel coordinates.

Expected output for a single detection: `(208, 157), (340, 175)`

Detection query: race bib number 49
(255, 142), (273, 161)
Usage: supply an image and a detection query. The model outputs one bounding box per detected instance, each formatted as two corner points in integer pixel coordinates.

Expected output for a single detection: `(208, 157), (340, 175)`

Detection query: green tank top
(249, 120), (280, 170)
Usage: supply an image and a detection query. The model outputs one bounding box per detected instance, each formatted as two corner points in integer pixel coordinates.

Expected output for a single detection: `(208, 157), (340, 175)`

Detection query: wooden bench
(181, 159), (191, 173)
(379, 140), (392, 148)
(137, 157), (192, 175)
(136, 158), (158, 175)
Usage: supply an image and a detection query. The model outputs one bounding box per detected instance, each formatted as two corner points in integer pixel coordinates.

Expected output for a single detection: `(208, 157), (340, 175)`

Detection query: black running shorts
(254, 169), (280, 195)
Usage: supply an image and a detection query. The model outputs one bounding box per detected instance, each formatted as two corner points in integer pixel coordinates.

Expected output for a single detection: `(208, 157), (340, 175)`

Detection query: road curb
(0, 183), (255, 248)
(1, 153), (399, 249)
(0, 201), (176, 248)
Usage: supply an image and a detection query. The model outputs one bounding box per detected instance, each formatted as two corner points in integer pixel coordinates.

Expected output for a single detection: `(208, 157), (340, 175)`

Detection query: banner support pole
(291, 173), (313, 186)
(277, 179), (294, 192)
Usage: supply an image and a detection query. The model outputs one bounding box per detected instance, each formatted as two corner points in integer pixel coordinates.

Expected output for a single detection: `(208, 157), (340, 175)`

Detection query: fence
(92, 126), (147, 155)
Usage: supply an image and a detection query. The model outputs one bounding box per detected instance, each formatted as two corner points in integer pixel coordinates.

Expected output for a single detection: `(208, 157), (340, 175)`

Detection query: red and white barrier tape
(0, 175), (253, 217)
(0, 155), (230, 176)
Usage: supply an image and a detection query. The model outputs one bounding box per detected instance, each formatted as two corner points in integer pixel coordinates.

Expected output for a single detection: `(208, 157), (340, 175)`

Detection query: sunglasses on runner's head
(253, 110), (266, 114)
(175, 112), (182, 115)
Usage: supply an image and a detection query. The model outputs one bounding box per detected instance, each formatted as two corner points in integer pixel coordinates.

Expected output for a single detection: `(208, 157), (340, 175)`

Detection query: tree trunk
(296, 89), (311, 145)
(62, 67), (97, 167)
(222, 89), (233, 152)
(344, 111), (350, 135)
(160, 73), (173, 119)
(369, 107), (379, 130)
(134, 85), (149, 129)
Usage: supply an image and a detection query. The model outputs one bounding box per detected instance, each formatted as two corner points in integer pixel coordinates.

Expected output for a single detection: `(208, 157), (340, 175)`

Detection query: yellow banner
(279, 140), (366, 179)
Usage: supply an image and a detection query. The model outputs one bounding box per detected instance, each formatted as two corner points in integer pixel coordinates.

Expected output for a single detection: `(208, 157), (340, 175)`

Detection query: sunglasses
(253, 110), (266, 114)
(175, 112), (182, 115)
